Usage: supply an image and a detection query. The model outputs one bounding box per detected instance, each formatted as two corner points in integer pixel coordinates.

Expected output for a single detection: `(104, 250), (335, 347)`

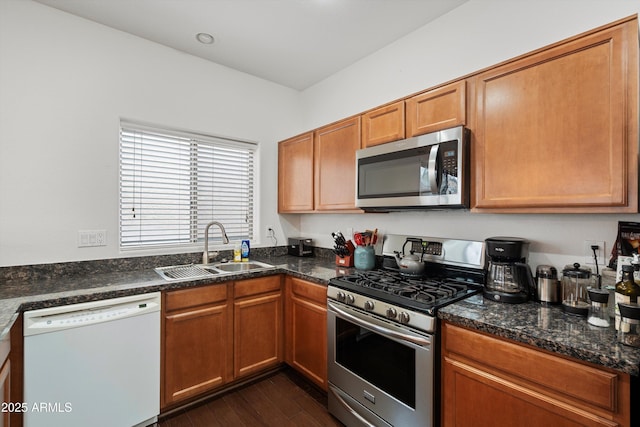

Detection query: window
(119, 122), (256, 249)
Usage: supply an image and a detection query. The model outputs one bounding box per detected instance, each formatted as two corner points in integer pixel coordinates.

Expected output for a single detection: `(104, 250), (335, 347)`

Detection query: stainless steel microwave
(356, 126), (469, 211)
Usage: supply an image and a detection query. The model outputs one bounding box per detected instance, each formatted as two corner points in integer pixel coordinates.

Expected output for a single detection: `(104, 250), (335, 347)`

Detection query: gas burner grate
(343, 270), (472, 307)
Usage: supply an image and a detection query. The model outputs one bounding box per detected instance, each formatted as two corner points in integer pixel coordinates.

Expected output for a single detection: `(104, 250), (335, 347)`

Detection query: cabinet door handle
(328, 301), (431, 348)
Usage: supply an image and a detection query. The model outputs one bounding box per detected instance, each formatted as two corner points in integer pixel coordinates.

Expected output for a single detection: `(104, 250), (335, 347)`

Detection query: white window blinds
(119, 122), (256, 249)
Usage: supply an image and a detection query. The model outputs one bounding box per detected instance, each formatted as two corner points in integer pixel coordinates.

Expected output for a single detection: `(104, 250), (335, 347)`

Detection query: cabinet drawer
(165, 283), (228, 312)
(443, 323), (618, 412)
(234, 275), (281, 299)
(288, 277), (326, 305)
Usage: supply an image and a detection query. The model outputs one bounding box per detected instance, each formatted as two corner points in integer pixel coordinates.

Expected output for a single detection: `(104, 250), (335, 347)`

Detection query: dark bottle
(615, 264), (640, 330)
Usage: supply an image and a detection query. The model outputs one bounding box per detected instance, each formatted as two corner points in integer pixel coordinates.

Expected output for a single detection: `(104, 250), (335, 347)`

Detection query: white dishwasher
(23, 292), (161, 427)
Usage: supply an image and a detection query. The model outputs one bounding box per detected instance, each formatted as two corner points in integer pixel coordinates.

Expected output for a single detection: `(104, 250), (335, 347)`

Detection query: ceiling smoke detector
(195, 32), (215, 44)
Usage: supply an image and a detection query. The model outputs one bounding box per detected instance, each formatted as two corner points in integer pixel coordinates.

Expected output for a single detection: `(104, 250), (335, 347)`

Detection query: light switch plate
(78, 230), (107, 247)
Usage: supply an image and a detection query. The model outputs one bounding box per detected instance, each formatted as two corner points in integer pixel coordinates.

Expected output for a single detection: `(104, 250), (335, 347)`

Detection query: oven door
(327, 301), (434, 427)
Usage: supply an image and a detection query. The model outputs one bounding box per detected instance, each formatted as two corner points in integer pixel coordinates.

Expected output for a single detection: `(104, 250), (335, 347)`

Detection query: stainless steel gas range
(327, 234), (485, 427)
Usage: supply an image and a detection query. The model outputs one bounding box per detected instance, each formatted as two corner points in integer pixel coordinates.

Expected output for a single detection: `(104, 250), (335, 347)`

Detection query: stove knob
(364, 301), (375, 311)
(386, 308), (397, 319)
(399, 312), (410, 324)
(336, 291), (346, 302)
(346, 294), (355, 305)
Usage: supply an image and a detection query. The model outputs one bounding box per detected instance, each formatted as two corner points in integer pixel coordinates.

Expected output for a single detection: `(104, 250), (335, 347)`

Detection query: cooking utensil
(354, 229), (378, 247)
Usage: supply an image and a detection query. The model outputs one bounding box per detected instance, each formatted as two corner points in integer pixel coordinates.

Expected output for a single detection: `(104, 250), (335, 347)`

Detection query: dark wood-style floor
(158, 369), (344, 427)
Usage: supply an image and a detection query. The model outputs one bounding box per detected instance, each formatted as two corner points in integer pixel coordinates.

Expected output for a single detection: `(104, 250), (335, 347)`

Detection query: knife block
(335, 241), (355, 267)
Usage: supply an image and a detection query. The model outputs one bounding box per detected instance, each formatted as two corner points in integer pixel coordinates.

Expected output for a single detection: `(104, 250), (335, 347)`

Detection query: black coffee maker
(483, 237), (535, 304)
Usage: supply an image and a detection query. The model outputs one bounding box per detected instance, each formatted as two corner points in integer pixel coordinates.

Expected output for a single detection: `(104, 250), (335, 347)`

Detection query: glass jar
(354, 245), (375, 270)
(561, 263), (592, 316)
(587, 288), (610, 328)
(617, 303), (640, 347)
(614, 264), (640, 330)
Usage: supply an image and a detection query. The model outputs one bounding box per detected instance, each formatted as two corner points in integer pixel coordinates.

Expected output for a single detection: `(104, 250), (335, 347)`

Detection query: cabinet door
(0, 359), (9, 427)
(163, 301), (232, 408)
(474, 19), (638, 212)
(234, 292), (283, 379)
(361, 101), (405, 147)
(442, 357), (619, 427)
(406, 80), (466, 137)
(442, 322), (630, 427)
(314, 116), (361, 210)
(285, 277), (327, 390)
(278, 132), (314, 212)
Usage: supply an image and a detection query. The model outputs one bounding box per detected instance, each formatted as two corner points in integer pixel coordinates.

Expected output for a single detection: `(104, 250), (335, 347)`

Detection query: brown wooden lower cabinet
(162, 283), (233, 409)
(162, 276), (284, 410)
(285, 276), (328, 391)
(0, 359), (9, 427)
(233, 276), (283, 379)
(441, 322), (631, 427)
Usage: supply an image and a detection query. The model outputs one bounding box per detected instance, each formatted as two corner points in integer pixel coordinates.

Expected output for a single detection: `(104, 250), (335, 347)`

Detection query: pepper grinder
(587, 288), (610, 328)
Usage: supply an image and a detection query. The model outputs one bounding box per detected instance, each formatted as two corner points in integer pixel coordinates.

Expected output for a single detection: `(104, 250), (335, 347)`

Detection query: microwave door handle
(427, 144), (439, 194)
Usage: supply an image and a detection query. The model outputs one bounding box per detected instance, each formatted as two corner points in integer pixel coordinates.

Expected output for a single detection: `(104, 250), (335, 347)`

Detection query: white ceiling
(34, 0), (468, 90)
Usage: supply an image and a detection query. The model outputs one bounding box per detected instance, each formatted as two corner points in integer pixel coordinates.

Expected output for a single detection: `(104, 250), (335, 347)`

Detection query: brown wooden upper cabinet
(406, 80), (466, 137)
(473, 17), (638, 213)
(278, 132), (314, 213)
(314, 116), (361, 211)
(361, 101), (405, 147)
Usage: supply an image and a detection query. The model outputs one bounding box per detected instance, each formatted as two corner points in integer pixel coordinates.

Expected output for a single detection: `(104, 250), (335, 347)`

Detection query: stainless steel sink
(155, 260), (275, 281)
(210, 261), (275, 273)
(154, 264), (221, 281)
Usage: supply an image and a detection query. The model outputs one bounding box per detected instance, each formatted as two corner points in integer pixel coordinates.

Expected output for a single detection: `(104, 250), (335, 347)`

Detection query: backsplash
(0, 246), (311, 283)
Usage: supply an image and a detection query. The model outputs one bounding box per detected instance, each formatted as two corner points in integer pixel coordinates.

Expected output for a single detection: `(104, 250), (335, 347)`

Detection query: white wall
(297, 0), (640, 272)
(2, 0), (640, 272)
(0, 0), (302, 266)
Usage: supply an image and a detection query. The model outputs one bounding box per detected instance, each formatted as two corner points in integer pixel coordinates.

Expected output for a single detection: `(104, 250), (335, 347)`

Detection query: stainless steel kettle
(394, 238), (426, 276)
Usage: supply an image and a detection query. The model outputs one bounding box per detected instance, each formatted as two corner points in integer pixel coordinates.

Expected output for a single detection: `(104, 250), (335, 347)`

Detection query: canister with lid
(617, 303), (640, 347)
(561, 263), (592, 316)
(536, 265), (560, 304)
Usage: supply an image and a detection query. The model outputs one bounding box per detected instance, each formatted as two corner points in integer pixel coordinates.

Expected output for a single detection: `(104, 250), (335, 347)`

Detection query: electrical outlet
(265, 225), (274, 237)
(584, 240), (605, 266)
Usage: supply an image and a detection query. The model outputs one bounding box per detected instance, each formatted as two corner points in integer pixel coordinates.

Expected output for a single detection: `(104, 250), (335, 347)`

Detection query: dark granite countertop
(438, 294), (640, 376)
(0, 253), (348, 342)
(3, 252), (640, 377)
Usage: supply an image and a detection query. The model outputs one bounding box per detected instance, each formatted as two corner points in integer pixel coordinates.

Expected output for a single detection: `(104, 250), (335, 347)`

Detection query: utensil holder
(354, 245), (375, 270)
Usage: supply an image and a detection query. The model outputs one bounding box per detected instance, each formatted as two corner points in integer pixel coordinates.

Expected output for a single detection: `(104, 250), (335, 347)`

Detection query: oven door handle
(327, 301), (431, 348)
(329, 385), (377, 427)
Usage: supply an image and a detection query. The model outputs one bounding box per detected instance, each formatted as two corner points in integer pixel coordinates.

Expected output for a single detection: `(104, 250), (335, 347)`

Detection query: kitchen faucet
(202, 221), (230, 264)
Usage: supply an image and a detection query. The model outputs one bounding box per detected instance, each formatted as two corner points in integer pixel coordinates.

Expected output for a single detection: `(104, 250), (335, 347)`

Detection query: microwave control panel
(440, 141), (458, 177)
